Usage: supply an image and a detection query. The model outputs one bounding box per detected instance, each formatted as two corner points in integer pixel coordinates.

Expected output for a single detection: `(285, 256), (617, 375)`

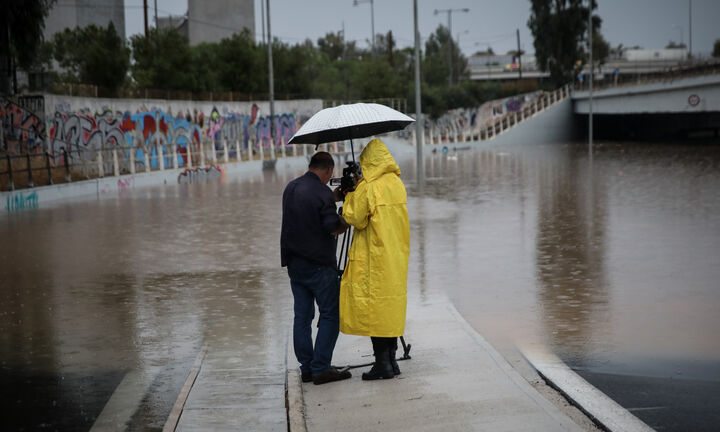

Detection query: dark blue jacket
(281, 171), (340, 268)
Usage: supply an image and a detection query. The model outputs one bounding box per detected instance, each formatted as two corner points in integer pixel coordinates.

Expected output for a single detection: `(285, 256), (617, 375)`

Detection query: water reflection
(534, 147), (610, 363)
(401, 141), (720, 376)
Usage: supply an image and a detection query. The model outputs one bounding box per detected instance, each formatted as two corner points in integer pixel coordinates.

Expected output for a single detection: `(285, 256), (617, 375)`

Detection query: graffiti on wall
(6, 191), (39, 212)
(204, 104), (297, 157)
(43, 104), (300, 170)
(177, 165), (224, 184)
(1, 98), (46, 154)
(425, 92), (543, 143)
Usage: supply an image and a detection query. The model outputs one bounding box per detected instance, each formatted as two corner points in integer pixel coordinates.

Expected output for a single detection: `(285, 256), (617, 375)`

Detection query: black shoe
(301, 370), (312, 383)
(362, 348), (394, 381)
(389, 347), (401, 376)
(312, 367), (352, 385)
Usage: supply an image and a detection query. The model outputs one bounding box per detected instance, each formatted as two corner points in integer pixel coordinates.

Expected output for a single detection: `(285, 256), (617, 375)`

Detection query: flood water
(2, 139), (719, 431)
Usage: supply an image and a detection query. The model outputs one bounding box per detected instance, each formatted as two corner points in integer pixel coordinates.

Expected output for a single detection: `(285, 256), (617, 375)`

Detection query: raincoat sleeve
(342, 181), (370, 230)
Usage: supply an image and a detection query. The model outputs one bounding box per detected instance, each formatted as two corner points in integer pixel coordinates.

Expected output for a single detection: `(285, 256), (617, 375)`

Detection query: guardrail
(0, 136), (357, 192)
(574, 60), (720, 92)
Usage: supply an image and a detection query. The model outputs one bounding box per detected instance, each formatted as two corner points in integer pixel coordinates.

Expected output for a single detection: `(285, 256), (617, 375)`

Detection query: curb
(520, 346), (654, 432)
(286, 324), (307, 432)
(162, 342), (208, 432)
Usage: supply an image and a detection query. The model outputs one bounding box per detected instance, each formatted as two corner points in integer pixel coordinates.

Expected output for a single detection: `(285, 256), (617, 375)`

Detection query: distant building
(157, 15), (189, 40)
(187, 0), (255, 45)
(18, 0), (126, 93)
(623, 48), (688, 62)
(43, 0), (125, 41)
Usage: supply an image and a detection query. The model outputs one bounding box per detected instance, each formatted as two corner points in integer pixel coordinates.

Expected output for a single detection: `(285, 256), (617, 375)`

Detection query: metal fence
(1, 136), (337, 192)
(574, 60), (720, 92)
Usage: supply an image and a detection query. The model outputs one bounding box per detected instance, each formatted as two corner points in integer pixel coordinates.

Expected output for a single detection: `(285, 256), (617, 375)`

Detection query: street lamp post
(434, 8), (469, 86)
(413, 0), (423, 186)
(353, 0), (375, 56)
(588, 0), (593, 160)
(267, 0), (275, 159)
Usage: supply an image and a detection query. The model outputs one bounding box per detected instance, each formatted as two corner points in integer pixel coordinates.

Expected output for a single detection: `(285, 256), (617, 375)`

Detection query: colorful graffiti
(2, 96), (312, 184)
(425, 92), (542, 143)
(47, 109), (203, 170)
(6, 191), (39, 212)
(43, 105), (298, 169)
(1, 98), (46, 154)
(204, 104), (297, 158)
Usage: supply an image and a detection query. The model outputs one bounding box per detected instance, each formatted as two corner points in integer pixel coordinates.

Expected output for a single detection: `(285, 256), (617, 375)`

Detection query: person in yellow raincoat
(340, 138), (410, 380)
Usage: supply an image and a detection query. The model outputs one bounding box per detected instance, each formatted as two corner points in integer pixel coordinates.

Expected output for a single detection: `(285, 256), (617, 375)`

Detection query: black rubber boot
(362, 345), (394, 381)
(389, 339), (401, 376)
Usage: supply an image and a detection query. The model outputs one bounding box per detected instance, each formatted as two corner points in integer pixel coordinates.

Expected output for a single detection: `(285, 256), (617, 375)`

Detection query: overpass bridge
(571, 71), (720, 139)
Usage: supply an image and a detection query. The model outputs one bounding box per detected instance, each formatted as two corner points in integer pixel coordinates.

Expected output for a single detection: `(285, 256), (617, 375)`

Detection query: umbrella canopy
(288, 103), (415, 145)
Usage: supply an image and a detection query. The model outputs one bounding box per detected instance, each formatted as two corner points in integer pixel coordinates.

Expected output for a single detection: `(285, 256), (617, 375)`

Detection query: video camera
(330, 161), (361, 197)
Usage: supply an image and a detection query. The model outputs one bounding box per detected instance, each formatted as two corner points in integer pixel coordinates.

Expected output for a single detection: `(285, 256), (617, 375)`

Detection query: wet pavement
(2, 138), (719, 431)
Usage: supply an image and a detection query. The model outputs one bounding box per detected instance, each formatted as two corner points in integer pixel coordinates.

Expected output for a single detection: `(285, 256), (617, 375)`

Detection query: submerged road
(1, 138), (719, 431)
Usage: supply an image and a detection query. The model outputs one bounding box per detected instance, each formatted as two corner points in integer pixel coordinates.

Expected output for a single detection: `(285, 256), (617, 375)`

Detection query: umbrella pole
(350, 138), (355, 162)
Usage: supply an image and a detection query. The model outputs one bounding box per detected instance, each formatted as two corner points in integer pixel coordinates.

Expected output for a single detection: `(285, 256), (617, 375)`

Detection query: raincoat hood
(358, 138), (401, 183)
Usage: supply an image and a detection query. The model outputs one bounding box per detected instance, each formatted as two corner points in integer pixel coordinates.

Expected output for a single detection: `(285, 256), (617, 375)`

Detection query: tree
(131, 28), (196, 90)
(0, 0), (52, 94)
(714, 40), (720, 58)
(591, 32), (610, 73)
(214, 30), (265, 93)
(528, 0), (604, 86)
(317, 32), (345, 62)
(473, 47), (495, 56)
(665, 41), (687, 49)
(53, 23), (129, 90)
(424, 25), (468, 86)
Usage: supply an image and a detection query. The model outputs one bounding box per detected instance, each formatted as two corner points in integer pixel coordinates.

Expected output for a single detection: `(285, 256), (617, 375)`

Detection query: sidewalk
(288, 295), (585, 432)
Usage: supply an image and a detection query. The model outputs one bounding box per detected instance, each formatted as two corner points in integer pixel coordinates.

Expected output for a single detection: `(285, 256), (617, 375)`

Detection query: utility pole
(267, 0), (275, 159)
(154, 0), (158, 28)
(434, 8), (469, 86)
(516, 29), (522, 80)
(143, 0), (149, 38)
(260, 0), (266, 45)
(588, 0), (593, 160)
(689, 0), (693, 58)
(413, 0), (423, 186)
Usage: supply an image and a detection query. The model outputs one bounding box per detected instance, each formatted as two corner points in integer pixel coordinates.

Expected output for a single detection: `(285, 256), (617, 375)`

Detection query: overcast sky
(126, 0), (720, 57)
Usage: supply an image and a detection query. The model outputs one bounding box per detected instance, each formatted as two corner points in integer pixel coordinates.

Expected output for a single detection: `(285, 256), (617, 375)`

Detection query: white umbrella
(288, 103), (415, 146)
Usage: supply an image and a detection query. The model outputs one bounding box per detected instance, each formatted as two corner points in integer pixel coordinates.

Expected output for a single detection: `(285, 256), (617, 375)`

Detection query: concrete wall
(188, 0), (254, 45)
(573, 74), (720, 114)
(2, 94), (319, 169)
(478, 98), (577, 146)
(1, 154), (311, 213)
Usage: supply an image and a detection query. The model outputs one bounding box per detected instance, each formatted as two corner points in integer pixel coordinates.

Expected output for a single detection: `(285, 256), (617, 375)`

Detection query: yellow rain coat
(340, 138), (410, 337)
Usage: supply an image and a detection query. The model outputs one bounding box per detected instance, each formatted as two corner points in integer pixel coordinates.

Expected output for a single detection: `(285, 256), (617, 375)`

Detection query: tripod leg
(343, 228), (353, 270)
(400, 336), (412, 360)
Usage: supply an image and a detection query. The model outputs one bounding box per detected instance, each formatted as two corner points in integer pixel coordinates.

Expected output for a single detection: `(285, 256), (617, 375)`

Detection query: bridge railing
(574, 60), (720, 92)
(419, 86), (570, 145)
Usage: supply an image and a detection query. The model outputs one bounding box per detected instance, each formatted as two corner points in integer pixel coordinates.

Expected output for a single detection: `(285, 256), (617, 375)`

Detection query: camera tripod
(335, 207), (412, 370)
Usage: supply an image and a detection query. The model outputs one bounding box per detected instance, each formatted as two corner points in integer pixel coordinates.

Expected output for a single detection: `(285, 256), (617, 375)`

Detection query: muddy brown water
(2, 140), (719, 430)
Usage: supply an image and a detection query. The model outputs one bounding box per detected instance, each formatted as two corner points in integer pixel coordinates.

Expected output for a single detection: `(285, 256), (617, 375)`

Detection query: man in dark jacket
(281, 151), (351, 385)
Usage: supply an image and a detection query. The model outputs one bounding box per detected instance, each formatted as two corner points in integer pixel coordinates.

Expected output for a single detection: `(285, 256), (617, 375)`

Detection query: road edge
(286, 324), (307, 432)
(520, 347), (655, 432)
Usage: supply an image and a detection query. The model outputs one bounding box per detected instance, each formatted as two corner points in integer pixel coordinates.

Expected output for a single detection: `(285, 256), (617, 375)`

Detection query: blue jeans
(287, 256), (340, 376)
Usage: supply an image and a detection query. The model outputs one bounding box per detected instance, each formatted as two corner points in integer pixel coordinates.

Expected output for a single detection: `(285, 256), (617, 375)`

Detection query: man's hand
(333, 186), (344, 202)
(331, 216), (350, 236)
